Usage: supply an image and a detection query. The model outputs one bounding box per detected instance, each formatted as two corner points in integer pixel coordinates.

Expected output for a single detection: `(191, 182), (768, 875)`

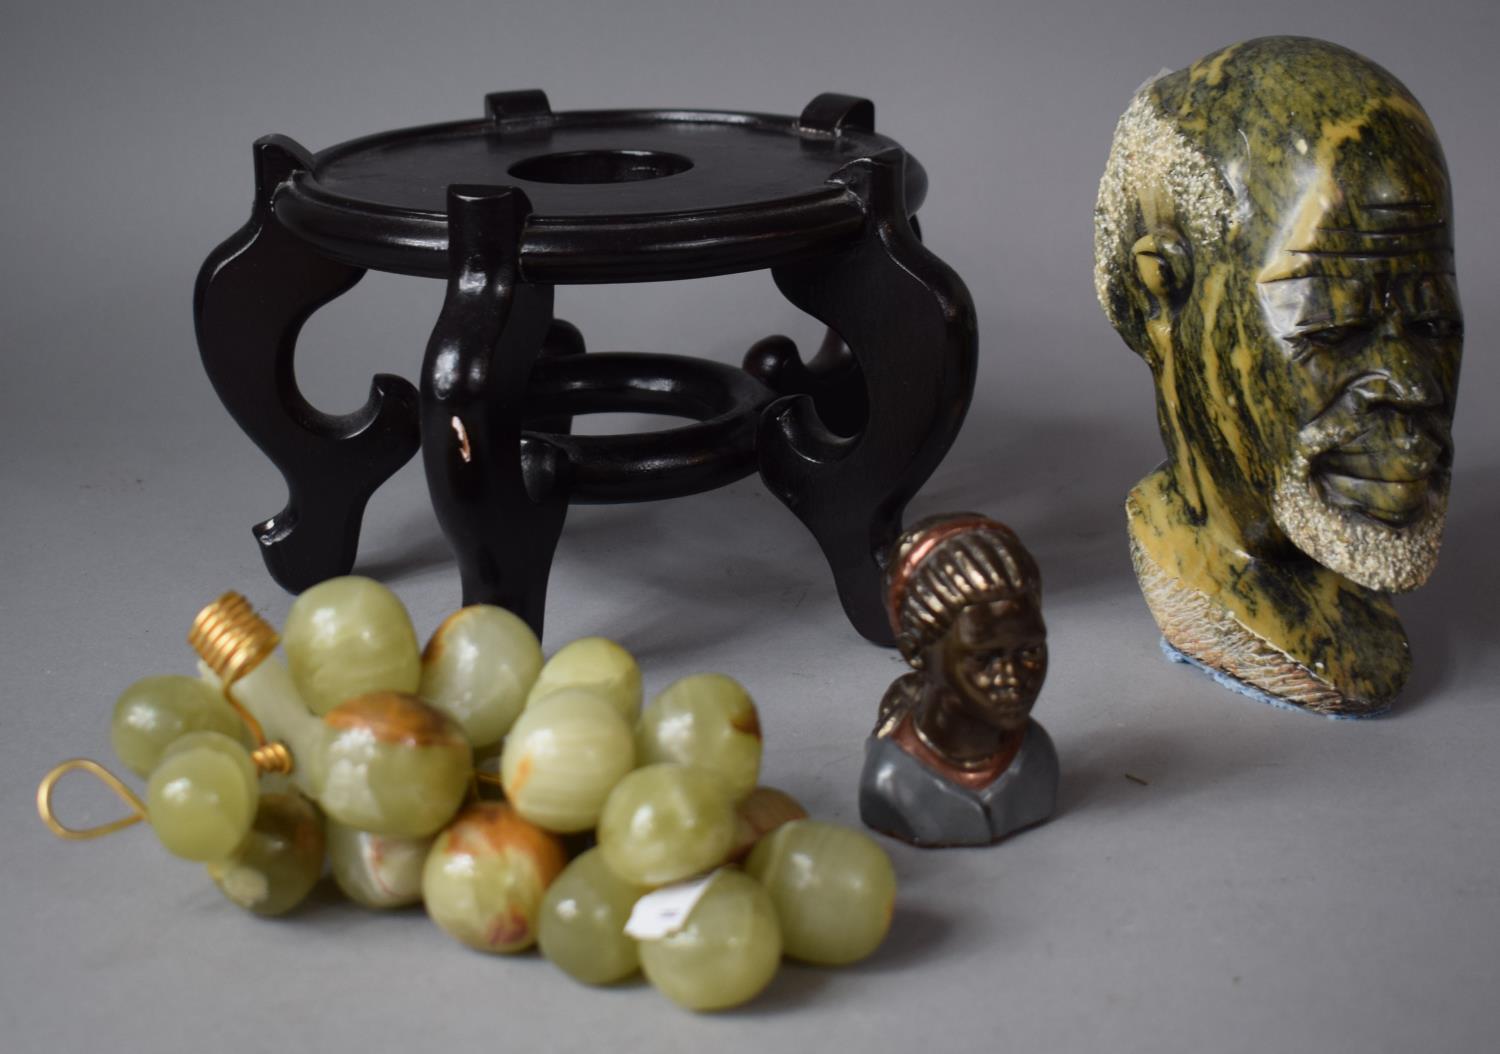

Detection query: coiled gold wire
(250, 741), (295, 775)
(38, 592), (297, 842)
(187, 592), (279, 748)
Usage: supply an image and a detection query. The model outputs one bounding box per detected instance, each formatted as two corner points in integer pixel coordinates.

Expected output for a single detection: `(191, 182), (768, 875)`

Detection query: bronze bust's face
(930, 593), (1047, 730)
(883, 513), (1048, 733)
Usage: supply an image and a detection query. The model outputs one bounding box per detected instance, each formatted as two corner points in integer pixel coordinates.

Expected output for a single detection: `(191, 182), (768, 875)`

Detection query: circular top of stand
(269, 93), (928, 282)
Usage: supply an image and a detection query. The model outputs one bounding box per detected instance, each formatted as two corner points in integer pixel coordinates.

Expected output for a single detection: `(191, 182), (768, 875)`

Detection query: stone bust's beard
(1271, 403), (1450, 593)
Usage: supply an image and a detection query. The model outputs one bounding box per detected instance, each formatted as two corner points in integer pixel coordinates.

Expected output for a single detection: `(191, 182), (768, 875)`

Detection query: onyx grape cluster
(102, 577), (896, 1011)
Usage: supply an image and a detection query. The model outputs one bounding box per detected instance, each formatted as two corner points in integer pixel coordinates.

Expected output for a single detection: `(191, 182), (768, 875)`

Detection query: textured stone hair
(1092, 80), (1233, 332)
(887, 514), (1041, 669)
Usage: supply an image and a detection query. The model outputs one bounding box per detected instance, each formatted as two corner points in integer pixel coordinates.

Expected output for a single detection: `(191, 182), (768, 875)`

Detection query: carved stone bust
(1093, 37), (1463, 716)
(859, 514), (1059, 847)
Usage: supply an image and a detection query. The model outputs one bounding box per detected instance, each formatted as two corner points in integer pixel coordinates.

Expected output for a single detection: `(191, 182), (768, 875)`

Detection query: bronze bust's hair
(885, 513), (1041, 668)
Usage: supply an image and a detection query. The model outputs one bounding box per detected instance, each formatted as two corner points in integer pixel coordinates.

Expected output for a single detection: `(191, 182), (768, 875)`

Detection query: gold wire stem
(37, 759), (147, 841)
(188, 592), (281, 748)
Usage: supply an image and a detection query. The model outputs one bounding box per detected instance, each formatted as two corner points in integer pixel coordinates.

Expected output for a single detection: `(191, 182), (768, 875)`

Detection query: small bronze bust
(859, 514), (1059, 847)
(1093, 37), (1463, 716)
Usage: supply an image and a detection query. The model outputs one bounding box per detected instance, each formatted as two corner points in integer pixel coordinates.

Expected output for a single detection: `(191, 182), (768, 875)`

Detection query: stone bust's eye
(1408, 317), (1463, 339)
(1298, 321), (1370, 348)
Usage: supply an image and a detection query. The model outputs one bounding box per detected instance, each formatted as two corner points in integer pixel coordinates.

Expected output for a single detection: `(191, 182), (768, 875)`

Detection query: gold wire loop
(188, 592), (281, 747)
(37, 759), (148, 841)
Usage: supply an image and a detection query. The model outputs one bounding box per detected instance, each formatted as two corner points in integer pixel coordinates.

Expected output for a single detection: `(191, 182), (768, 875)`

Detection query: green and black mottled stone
(1095, 37), (1463, 715)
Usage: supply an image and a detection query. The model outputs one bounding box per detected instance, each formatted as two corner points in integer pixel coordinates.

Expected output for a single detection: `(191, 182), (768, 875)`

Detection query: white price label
(624, 870), (723, 941)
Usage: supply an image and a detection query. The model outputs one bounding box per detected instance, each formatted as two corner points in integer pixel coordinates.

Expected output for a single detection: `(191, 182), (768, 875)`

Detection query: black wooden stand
(194, 92), (977, 644)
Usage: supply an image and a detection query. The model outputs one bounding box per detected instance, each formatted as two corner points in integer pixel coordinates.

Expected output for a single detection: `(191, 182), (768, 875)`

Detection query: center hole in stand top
(508, 149), (695, 185)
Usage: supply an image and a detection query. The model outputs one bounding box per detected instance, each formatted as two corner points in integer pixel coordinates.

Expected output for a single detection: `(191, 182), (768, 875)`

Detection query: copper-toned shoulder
(874, 673), (924, 738)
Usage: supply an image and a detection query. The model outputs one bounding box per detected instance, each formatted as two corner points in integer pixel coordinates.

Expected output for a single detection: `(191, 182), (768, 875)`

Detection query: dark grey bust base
(859, 720), (1060, 848)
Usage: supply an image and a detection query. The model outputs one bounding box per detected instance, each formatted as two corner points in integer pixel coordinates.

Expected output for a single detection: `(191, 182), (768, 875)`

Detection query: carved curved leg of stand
(760, 152), (977, 644)
(744, 330), (868, 438)
(744, 218), (924, 439)
(193, 135), (421, 592)
(422, 186), (568, 638)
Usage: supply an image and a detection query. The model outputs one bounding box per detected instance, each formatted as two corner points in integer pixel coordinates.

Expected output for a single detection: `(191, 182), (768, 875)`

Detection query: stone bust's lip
(1318, 448), (1436, 483)
(1317, 471), (1432, 525)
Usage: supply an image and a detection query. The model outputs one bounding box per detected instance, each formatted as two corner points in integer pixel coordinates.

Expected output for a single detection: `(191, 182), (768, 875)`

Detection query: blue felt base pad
(1158, 638), (1388, 721)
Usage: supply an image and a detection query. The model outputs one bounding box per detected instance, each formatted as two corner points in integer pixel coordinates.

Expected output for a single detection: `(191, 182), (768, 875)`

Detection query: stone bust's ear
(1130, 227), (1193, 316)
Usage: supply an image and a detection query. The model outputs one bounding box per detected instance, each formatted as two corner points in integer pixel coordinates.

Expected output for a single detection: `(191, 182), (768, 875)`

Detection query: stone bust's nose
(1346, 340), (1444, 414)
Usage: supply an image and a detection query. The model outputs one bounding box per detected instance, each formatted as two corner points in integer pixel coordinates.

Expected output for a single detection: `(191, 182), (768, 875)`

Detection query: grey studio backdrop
(2, 1), (1496, 1052)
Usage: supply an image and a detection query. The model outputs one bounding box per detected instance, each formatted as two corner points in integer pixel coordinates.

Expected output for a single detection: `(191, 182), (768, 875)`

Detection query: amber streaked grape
(538, 848), (648, 985)
(635, 673), (762, 800)
(596, 764), (736, 887)
(746, 820), (896, 966)
(208, 792), (325, 916)
(420, 604), (542, 749)
(111, 675), (246, 778)
(526, 637), (642, 720)
(638, 870), (782, 1011)
(282, 576), (422, 716)
(423, 802), (567, 953)
(501, 689), (636, 833)
(309, 692), (473, 838)
(145, 731), (259, 862)
(728, 786), (808, 861)
(327, 820), (432, 909)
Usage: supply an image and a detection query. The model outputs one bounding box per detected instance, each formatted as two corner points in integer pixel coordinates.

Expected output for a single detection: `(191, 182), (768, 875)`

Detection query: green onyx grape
(596, 764), (736, 887)
(636, 673), (762, 801)
(638, 870), (782, 1011)
(327, 820), (432, 909)
(145, 731), (259, 862)
(500, 689), (636, 833)
(282, 576), (422, 716)
(525, 637), (642, 720)
(310, 692), (473, 838)
(538, 848), (648, 985)
(746, 819), (897, 966)
(420, 604), (542, 750)
(111, 675), (246, 778)
(207, 792), (325, 916)
(422, 802), (567, 953)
